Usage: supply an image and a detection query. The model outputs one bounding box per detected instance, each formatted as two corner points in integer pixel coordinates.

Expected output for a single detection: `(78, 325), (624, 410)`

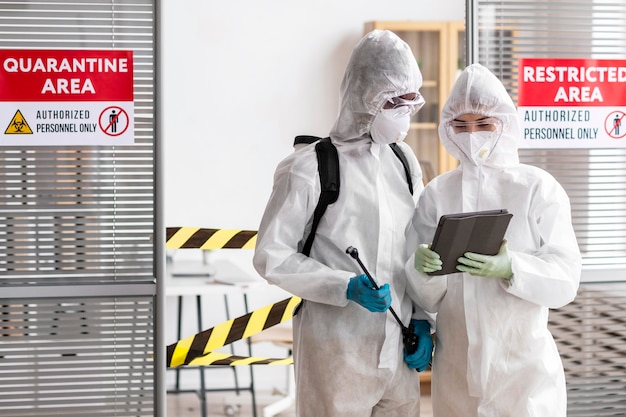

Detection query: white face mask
(455, 131), (500, 165)
(370, 108), (411, 144)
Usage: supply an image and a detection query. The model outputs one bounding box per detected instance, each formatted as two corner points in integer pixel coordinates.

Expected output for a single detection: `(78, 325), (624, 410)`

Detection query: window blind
(549, 282), (626, 416)
(472, 0), (626, 414)
(474, 0), (626, 271)
(0, 1), (157, 415)
(0, 297), (154, 416)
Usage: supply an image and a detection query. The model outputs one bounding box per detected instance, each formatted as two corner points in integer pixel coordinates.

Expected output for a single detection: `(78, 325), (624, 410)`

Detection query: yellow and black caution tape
(167, 295), (301, 368)
(166, 227), (258, 250)
(187, 352), (293, 367)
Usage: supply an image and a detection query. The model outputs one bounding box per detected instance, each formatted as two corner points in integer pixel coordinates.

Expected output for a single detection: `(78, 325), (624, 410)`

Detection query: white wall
(161, 0), (464, 393)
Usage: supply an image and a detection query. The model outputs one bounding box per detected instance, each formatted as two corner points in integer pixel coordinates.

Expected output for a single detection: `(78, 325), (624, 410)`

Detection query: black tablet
(429, 209), (513, 276)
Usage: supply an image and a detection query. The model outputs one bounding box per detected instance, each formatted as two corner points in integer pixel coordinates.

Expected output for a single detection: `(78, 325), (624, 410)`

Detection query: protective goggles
(382, 94), (425, 116)
(447, 117), (502, 133)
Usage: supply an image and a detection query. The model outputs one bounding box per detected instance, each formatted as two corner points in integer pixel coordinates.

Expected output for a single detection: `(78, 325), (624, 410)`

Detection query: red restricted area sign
(0, 49), (134, 146)
(517, 58), (626, 149)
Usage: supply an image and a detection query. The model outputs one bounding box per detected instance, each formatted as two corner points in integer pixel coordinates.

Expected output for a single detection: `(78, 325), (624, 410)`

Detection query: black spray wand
(346, 246), (418, 356)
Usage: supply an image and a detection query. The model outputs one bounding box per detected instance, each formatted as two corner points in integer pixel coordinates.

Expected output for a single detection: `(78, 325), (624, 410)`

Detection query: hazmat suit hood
(439, 63), (520, 167)
(330, 30), (423, 143)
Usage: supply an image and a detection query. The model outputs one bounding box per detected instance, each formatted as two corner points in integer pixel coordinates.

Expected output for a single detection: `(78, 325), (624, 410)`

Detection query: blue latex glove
(346, 274), (391, 312)
(414, 244), (442, 274)
(456, 240), (513, 280)
(404, 319), (434, 371)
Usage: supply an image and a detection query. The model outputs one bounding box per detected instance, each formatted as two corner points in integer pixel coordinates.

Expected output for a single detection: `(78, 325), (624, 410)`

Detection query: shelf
(411, 122), (438, 130)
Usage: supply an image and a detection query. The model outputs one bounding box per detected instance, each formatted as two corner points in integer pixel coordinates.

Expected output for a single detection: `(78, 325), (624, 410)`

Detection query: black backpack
(294, 135), (414, 256)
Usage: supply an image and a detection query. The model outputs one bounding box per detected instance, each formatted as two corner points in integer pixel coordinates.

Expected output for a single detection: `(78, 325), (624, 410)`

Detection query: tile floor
(166, 390), (433, 417)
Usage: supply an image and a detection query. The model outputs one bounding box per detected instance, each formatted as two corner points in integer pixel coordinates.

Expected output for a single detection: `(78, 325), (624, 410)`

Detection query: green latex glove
(414, 243), (442, 274)
(456, 240), (513, 279)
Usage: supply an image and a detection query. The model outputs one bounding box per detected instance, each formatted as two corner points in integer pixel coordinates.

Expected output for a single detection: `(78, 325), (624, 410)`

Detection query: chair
(250, 325), (295, 417)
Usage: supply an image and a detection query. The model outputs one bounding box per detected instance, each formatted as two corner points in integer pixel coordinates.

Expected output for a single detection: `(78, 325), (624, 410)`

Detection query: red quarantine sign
(517, 58), (626, 148)
(0, 49), (134, 146)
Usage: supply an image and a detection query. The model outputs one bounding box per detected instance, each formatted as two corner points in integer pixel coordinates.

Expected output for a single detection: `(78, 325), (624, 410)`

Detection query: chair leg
(262, 361), (295, 417)
(175, 295), (183, 391)
(244, 294), (258, 417)
(196, 296), (208, 417)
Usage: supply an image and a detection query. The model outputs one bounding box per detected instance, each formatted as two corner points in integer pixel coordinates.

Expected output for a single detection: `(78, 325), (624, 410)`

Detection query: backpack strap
(299, 138), (412, 256)
(301, 137), (339, 257)
(389, 143), (414, 195)
(293, 135), (320, 147)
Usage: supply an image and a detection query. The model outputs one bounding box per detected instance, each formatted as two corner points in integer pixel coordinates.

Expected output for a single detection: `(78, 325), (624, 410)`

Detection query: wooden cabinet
(365, 21), (465, 182)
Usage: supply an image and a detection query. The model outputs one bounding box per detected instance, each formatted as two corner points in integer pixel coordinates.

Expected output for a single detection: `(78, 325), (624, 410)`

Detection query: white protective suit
(405, 64), (582, 417)
(254, 30), (428, 416)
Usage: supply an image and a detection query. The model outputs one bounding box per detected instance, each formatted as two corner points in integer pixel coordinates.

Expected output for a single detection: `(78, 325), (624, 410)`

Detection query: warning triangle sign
(5, 110), (33, 134)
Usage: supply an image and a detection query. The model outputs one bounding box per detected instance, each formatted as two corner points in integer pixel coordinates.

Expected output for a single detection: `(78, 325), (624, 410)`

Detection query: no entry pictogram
(99, 106), (130, 137)
(604, 110), (626, 139)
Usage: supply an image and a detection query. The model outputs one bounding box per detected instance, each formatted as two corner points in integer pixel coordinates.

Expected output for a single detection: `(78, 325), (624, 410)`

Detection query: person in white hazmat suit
(253, 30), (434, 416)
(406, 63), (582, 417)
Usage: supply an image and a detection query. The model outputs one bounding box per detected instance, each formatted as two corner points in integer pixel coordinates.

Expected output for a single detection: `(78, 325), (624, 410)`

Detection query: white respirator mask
(370, 108), (411, 144)
(454, 131), (501, 166)
(447, 117), (503, 166)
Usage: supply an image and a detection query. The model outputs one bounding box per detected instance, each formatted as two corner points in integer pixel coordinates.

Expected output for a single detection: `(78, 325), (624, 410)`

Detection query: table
(165, 258), (265, 417)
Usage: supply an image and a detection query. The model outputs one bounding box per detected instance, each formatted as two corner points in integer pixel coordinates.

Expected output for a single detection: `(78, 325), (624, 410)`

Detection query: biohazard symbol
(4, 110), (33, 134)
